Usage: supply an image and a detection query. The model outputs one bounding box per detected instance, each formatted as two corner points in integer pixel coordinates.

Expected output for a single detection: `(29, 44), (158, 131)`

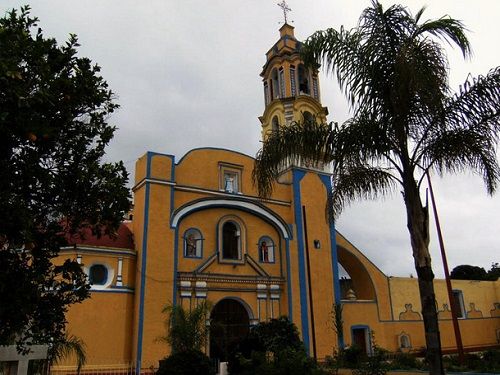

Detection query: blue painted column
(292, 169), (310, 355)
(319, 174), (344, 348)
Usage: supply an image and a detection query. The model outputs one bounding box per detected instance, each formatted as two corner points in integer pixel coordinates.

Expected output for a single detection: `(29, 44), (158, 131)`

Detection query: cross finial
(277, 0), (291, 24)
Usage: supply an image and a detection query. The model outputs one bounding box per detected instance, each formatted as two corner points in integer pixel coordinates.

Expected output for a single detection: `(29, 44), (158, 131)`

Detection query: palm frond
(422, 127), (500, 194)
(444, 67), (500, 133)
(416, 17), (471, 58)
(302, 27), (365, 109)
(330, 163), (398, 218)
(253, 122), (334, 197)
(161, 301), (210, 353)
(49, 333), (87, 374)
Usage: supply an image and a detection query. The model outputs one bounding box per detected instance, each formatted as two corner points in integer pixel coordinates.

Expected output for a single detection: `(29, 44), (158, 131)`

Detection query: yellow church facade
(56, 24), (500, 373)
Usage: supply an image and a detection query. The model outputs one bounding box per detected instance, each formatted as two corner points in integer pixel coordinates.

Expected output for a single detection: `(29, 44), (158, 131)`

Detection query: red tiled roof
(67, 223), (134, 250)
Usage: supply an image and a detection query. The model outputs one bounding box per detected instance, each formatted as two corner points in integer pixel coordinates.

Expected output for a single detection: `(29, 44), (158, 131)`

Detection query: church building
(57, 22), (500, 373)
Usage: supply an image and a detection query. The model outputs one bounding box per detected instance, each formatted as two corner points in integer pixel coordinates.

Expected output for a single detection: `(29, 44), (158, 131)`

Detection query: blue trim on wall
(285, 238), (293, 323)
(173, 226), (179, 305)
(135, 153), (153, 373)
(169, 155), (176, 217)
(292, 169), (310, 355)
(319, 174), (343, 348)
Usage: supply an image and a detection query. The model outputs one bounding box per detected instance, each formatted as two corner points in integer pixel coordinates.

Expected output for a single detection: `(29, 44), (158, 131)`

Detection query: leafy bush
(388, 352), (422, 370)
(443, 350), (500, 373)
(227, 316), (324, 375)
(353, 347), (388, 375)
(342, 345), (366, 368)
(157, 350), (215, 375)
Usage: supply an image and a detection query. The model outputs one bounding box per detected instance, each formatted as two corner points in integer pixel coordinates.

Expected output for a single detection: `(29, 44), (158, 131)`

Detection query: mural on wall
(399, 303), (421, 320)
(466, 303), (483, 318)
(438, 303), (452, 320)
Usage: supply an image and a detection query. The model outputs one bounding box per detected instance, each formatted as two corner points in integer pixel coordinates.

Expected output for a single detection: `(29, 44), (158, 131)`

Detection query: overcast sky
(3, 0), (499, 278)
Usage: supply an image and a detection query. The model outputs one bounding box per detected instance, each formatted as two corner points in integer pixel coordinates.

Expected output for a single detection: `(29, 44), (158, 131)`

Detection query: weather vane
(277, 0), (291, 24)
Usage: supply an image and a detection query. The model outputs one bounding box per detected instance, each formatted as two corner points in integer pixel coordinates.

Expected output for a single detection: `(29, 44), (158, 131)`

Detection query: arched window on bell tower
(303, 111), (313, 124)
(264, 81), (270, 106)
(298, 64), (310, 95)
(272, 116), (279, 132)
(271, 68), (280, 99)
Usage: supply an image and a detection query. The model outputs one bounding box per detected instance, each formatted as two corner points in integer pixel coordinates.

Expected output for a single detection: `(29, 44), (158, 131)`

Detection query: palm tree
(48, 333), (87, 374)
(253, 2), (500, 374)
(160, 301), (211, 354)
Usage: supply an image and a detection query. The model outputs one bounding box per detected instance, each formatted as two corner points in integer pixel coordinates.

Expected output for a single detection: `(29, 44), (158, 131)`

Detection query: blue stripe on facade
(292, 169), (310, 355)
(170, 155), (178, 306)
(319, 174), (343, 348)
(169, 155), (175, 216)
(135, 153), (153, 373)
(173, 226), (179, 305)
(285, 238), (293, 323)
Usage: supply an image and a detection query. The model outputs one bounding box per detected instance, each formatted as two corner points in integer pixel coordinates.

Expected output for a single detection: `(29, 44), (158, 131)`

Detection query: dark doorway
(210, 299), (250, 361)
(352, 327), (370, 355)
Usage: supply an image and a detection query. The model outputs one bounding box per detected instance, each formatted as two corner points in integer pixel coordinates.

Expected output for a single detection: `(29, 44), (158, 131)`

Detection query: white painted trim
(132, 178), (176, 191)
(171, 199), (290, 239)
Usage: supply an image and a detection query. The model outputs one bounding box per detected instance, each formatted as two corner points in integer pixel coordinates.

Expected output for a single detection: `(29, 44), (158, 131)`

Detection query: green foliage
(160, 301), (210, 354)
(330, 303), (344, 346)
(450, 263), (500, 280)
(352, 349), (388, 375)
(156, 350), (215, 375)
(48, 333), (87, 373)
(443, 350), (500, 373)
(387, 352), (422, 370)
(342, 345), (367, 368)
(487, 262), (500, 280)
(0, 6), (130, 350)
(450, 264), (488, 280)
(228, 316), (323, 375)
(249, 316), (304, 354)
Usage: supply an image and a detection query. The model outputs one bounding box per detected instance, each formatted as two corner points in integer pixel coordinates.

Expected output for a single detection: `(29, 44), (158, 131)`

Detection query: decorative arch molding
(171, 197), (291, 239)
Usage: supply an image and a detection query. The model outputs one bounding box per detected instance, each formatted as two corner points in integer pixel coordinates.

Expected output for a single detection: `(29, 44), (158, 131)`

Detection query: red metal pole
(426, 172), (465, 363)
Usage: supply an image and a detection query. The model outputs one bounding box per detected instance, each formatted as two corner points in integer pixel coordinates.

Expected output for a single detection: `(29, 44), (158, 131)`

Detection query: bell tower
(259, 23), (329, 140)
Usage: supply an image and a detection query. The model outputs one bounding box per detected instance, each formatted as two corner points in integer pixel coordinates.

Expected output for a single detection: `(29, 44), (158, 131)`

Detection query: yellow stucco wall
(60, 148), (500, 370)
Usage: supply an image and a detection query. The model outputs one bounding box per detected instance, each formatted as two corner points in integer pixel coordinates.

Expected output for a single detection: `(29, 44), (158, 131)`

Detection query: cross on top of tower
(277, 0), (291, 24)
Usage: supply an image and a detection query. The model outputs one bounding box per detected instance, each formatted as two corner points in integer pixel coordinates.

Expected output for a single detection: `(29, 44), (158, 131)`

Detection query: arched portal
(210, 298), (250, 361)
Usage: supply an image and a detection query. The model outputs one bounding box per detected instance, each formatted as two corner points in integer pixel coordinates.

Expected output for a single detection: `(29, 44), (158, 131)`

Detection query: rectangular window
(264, 82), (269, 106)
(219, 162), (243, 194)
(452, 290), (466, 318)
(279, 68), (285, 98)
(290, 66), (296, 96)
(312, 76), (319, 100)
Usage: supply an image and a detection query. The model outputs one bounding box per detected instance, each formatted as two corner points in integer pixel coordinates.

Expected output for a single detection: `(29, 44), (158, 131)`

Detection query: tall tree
(253, 2), (500, 374)
(450, 265), (487, 280)
(0, 7), (130, 351)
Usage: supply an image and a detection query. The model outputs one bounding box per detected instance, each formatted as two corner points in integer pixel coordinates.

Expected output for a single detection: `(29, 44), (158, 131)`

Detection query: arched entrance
(209, 299), (250, 361)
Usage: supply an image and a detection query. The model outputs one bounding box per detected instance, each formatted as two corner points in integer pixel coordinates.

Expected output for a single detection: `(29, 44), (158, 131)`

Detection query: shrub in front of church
(156, 302), (214, 375)
(227, 316), (325, 375)
(157, 350), (215, 375)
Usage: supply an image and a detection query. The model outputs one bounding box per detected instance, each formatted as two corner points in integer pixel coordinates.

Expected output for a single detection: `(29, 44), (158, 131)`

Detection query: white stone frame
(84, 262), (115, 290)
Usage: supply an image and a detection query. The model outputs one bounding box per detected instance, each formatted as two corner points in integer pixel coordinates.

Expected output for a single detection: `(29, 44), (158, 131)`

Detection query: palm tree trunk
(403, 175), (444, 375)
